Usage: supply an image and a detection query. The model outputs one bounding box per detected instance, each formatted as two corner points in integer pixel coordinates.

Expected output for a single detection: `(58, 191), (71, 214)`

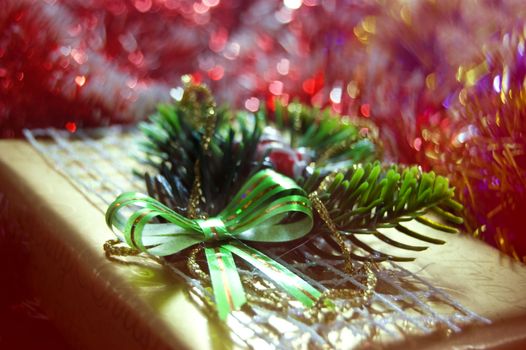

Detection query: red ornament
(256, 127), (310, 178)
(267, 148), (306, 179)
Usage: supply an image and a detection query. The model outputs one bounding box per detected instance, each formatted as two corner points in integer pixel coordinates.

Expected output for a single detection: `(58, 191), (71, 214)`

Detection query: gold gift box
(1, 130), (526, 349)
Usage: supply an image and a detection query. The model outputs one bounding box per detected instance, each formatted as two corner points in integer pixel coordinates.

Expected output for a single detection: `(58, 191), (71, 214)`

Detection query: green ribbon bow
(106, 169), (321, 319)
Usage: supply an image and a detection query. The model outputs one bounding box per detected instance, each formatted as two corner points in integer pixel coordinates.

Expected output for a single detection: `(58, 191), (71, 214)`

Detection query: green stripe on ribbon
(105, 169), (319, 319)
(205, 246), (246, 319)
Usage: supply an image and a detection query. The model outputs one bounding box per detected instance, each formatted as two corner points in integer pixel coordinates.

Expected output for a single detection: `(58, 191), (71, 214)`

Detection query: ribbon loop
(106, 169), (320, 319)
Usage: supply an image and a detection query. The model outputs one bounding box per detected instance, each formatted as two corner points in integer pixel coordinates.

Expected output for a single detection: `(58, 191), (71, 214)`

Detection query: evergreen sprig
(299, 162), (463, 261)
(138, 86), (263, 216)
(273, 101), (380, 168)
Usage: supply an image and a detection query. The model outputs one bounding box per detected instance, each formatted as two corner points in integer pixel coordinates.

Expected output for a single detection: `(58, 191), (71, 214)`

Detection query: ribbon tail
(224, 242), (322, 308)
(204, 246), (247, 319)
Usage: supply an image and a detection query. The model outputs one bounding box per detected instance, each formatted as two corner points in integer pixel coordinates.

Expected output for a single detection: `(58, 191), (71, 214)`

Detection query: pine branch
(273, 100), (381, 168)
(299, 162), (463, 261)
(138, 86), (264, 216)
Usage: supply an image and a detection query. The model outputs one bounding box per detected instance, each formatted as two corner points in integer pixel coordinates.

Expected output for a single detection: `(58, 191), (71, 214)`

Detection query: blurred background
(1, 0), (526, 348)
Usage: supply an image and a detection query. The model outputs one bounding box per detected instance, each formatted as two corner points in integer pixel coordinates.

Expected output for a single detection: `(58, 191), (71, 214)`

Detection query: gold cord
(187, 160), (204, 219)
(309, 173), (378, 309)
(187, 246), (210, 282)
(309, 173), (354, 273)
(103, 239), (140, 258)
(186, 110), (218, 281)
(316, 138), (355, 166)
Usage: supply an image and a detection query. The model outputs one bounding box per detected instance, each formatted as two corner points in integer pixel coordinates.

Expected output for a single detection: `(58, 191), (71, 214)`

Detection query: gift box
(1, 127), (526, 349)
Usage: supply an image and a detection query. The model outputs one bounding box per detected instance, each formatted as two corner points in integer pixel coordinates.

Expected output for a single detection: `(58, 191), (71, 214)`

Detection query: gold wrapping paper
(0, 140), (223, 350)
(1, 139), (526, 349)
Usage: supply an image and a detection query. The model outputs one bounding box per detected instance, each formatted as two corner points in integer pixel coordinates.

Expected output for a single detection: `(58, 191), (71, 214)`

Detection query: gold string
(315, 138), (356, 166)
(309, 173), (354, 273)
(201, 108), (216, 152)
(187, 246), (210, 282)
(309, 173), (378, 309)
(103, 239), (140, 259)
(186, 108), (218, 284)
(187, 160), (204, 219)
(186, 100), (217, 219)
(314, 116), (381, 167)
(103, 239), (164, 267)
(290, 108), (302, 148)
